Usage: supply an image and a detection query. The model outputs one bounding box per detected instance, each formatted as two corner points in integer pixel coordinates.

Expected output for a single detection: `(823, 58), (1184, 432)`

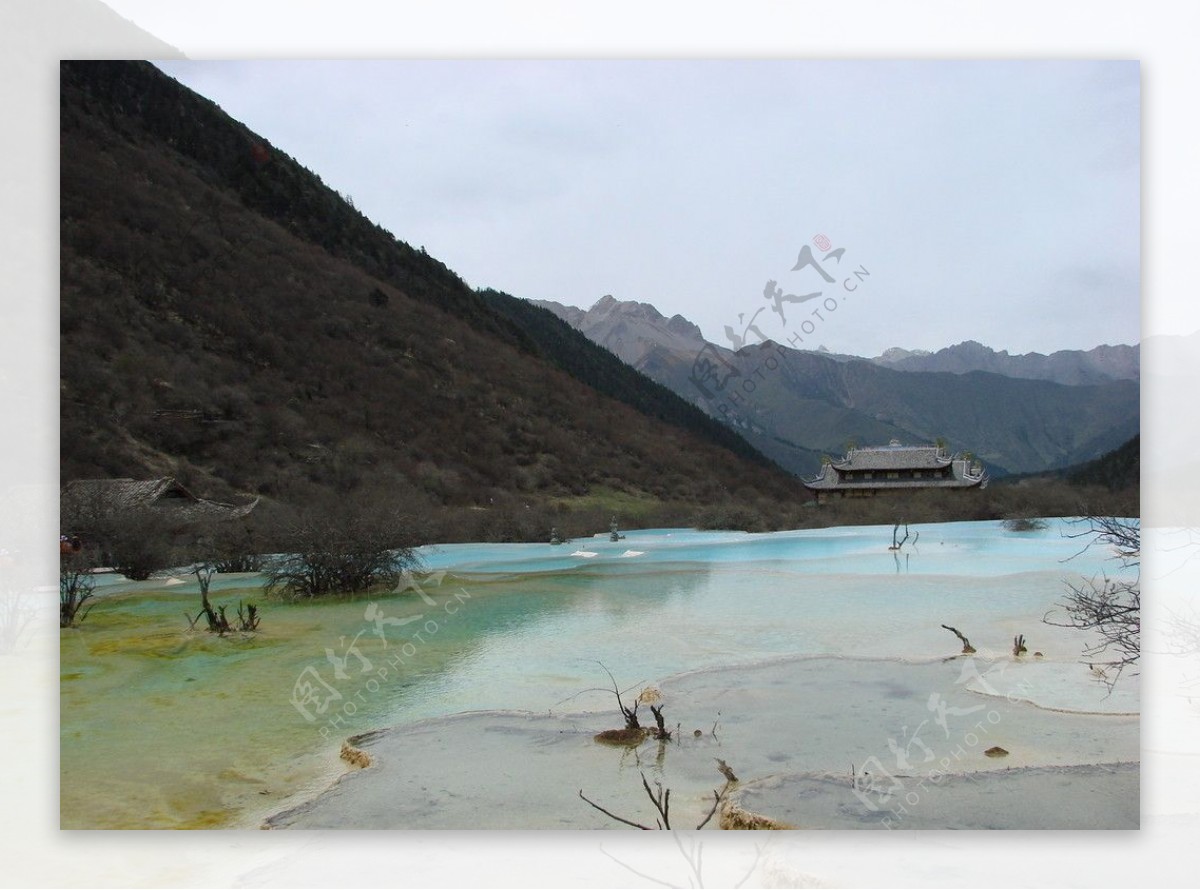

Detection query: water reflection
(62, 520), (1138, 829)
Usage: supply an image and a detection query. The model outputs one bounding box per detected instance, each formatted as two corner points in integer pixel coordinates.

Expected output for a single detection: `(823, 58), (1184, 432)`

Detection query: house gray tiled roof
(803, 443), (987, 492)
(62, 477), (259, 524)
(831, 445), (953, 471)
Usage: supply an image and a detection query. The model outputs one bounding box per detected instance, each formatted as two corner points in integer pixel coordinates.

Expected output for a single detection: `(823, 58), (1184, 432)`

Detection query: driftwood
(607, 664), (641, 730)
(340, 741), (371, 768)
(594, 727), (648, 746)
(591, 663), (649, 745)
(649, 704), (672, 741)
(718, 800), (794, 830)
(940, 624), (977, 654)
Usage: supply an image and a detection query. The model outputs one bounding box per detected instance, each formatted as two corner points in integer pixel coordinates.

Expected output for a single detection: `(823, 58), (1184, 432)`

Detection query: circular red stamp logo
(813, 234), (832, 252)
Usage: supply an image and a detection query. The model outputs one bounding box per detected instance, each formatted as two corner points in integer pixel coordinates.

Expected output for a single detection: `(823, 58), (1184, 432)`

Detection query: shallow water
(269, 655), (1138, 829)
(59, 518), (1138, 829)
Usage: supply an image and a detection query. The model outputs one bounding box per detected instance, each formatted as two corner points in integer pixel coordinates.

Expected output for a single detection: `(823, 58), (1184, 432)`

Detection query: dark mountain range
(997, 435), (1140, 491)
(59, 61), (798, 531)
(872, 339), (1139, 386)
(536, 296), (1139, 477)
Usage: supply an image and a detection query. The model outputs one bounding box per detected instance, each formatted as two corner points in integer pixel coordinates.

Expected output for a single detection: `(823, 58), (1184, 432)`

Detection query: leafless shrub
(60, 549), (98, 628)
(1045, 515), (1140, 689)
(264, 502), (423, 599)
(1003, 516), (1047, 532)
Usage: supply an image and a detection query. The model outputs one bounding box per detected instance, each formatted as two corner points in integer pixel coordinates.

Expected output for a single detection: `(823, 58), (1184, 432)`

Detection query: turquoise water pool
(62, 518), (1138, 829)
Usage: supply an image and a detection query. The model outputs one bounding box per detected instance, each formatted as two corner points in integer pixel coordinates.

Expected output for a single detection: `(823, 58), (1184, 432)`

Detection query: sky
(152, 59), (1141, 357)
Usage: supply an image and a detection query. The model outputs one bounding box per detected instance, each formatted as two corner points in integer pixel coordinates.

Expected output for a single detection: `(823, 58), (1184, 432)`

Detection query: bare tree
(182, 525), (265, 634)
(201, 517), (265, 573)
(1045, 515), (1140, 689)
(183, 562), (259, 635)
(61, 486), (176, 581)
(60, 548), (98, 628)
(264, 502), (424, 599)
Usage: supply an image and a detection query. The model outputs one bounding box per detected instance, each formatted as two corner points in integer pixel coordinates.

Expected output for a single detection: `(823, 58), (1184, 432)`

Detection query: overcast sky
(154, 59), (1140, 356)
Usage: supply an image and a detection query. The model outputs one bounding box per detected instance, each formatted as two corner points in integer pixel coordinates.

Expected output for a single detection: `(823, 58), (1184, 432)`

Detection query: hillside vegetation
(60, 60), (797, 540)
(59, 61), (1137, 553)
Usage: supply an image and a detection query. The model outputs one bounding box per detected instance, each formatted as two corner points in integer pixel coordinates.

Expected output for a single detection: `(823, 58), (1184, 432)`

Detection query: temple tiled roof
(830, 445), (953, 471)
(803, 442), (987, 492)
(62, 477), (259, 523)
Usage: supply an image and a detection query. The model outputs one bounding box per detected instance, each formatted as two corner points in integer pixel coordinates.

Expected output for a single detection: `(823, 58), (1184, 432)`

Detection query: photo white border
(7, 1), (1195, 885)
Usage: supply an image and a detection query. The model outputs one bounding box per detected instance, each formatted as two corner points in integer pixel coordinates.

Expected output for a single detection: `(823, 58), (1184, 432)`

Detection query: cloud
(153, 59), (1140, 354)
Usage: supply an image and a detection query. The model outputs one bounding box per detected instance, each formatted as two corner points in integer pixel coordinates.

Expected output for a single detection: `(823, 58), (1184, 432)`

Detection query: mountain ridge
(872, 338), (1139, 385)
(538, 295), (1138, 386)
(533, 296), (1139, 477)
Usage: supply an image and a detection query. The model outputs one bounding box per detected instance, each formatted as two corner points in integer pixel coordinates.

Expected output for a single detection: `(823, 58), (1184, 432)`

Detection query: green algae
(60, 577), (474, 829)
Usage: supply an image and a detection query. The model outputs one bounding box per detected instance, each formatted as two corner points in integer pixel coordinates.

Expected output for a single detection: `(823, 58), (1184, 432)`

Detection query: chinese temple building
(803, 440), (987, 503)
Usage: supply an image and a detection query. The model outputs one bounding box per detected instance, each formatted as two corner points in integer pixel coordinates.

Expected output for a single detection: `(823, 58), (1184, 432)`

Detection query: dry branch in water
(579, 762), (740, 830)
(649, 704), (672, 741)
(594, 727), (649, 746)
(940, 624), (976, 654)
(591, 662), (652, 745)
(718, 801), (794, 830)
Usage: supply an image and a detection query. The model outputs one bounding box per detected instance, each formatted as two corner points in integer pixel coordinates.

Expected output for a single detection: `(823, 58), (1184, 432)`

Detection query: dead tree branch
(889, 521), (911, 551)
(1045, 572), (1139, 688)
(695, 788), (726, 830)
(642, 773), (671, 829)
(1046, 515), (1140, 689)
(581, 764), (738, 831)
(649, 704), (672, 740)
(597, 661), (641, 729)
(578, 788), (655, 830)
(940, 624), (976, 654)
